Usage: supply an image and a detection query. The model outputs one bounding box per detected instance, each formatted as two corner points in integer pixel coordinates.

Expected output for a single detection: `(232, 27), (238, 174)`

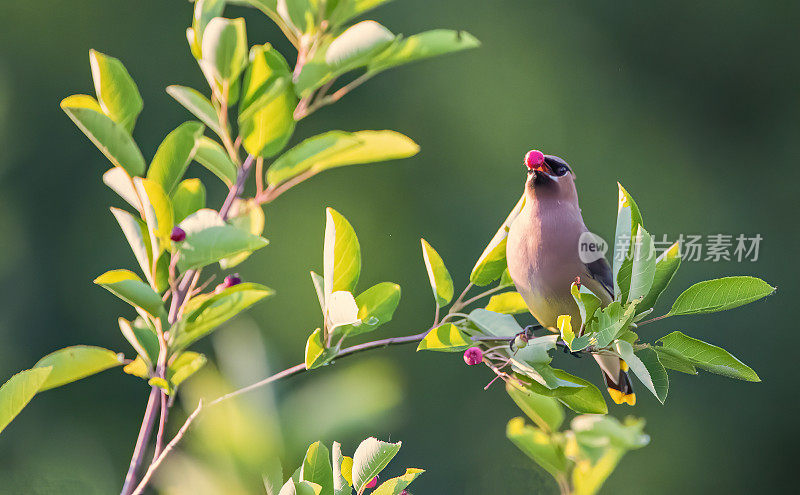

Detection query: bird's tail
(593, 354), (636, 406)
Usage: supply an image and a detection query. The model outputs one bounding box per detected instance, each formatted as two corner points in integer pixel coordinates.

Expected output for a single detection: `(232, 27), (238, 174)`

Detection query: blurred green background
(1, 0), (798, 493)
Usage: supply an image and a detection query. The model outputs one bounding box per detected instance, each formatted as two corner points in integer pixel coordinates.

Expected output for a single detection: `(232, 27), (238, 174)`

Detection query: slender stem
(126, 326), (514, 493)
(636, 314), (669, 326)
(131, 400), (204, 495)
(120, 387), (160, 495)
(256, 168), (319, 204)
(450, 283), (474, 313)
(300, 73), (374, 118)
(152, 391), (169, 459)
(255, 157), (264, 197)
(122, 154), (256, 494)
(459, 285), (506, 308)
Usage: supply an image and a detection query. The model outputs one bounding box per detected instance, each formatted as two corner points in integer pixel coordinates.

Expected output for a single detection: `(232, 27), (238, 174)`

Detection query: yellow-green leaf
(147, 121), (205, 195)
(89, 50), (143, 132)
(61, 96), (146, 176)
(485, 291), (528, 314)
(33, 346), (123, 391)
(416, 323), (472, 352)
(0, 367), (52, 434)
(94, 269), (165, 317)
(420, 238), (453, 307)
(323, 208), (361, 297)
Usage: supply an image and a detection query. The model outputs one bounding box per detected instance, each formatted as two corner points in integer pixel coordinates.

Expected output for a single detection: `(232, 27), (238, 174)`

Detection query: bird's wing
(584, 257), (614, 300)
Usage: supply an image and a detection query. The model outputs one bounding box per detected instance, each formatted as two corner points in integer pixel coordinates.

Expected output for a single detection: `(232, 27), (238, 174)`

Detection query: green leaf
(134, 177), (174, 246)
(305, 328), (337, 370)
(176, 209), (269, 271)
(557, 315), (576, 349)
(416, 323), (472, 352)
(470, 194), (526, 286)
(323, 208), (361, 297)
(310, 270), (326, 314)
(506, 417), (568, 480)
(657, 331), (759, 381)
(614, 341), (667, 404)
(239, 76), (296, 158)
(328, 0), (392, 27)
(653, 346), (697, 375)
(570, 282), (602, 329)
(110, 207), (156, 287)
(193, 136), (238, 186)
(468, 308), (522, 338)
(371, 468), (424, 495)
(172, 282), (275, 350)
(33, 346), (123, 391)
(635, 348), (669, 403)
(201, 17), (248, 83)
(94, 269), (165, 317)
(352, 437), (401, 492)
(147, 121), (205, 195)
(118, 317), (159, 366)
(294, 21), (393, 96)
(332, 442), (351, 495)
(89, 50), (143, 132)
(279, 480), (323, 495)
(167, 351), (207, 388)
(612, 183), (643, 299)
(555, 371), (608, 415)
(325, 21), (394, 68)
(220, 199), (266, 268)
(103, 167), (140, 211)
(173, 178), (206, 224)
(266, 130), (418, 186)
(61, 96), (146, 176)
(627, 226), (656, 303)
(420, 239), (454, 307)
(485, 291), (528, 315)
(190, 0), (228, 58)
(0, 367), (52, 435)
(506, 380), (564, 432)
(123, 356), (149, 379)
(166, 85), (226, 138)
(301, 441), (334, 495)
(368, 29), (480, 75)
(590, 301), (638, 349)
(667, 276), (775, 316)
(345, 282), (401, 337)
(241, 43), (291, 109)
(639, 240), (681, 311)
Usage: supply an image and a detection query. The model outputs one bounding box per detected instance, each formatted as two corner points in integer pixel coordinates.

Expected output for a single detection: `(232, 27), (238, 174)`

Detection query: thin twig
(459, 285), (507, 308)
(636, 314), (669, 326)
(120, 387), (160, 495)
(130, 400), (204, 495)
(152, 391), (169, 459)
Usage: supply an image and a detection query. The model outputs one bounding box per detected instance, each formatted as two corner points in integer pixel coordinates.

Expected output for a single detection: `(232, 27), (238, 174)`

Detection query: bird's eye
(555, 165), (568, 176)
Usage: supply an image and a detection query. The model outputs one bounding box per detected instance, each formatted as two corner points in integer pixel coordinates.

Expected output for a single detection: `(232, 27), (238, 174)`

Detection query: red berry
(170, 226), (186, 242)
(463, 347), (483, 366)
(524, 150), (545, 170)
(365, 476), (378, 489)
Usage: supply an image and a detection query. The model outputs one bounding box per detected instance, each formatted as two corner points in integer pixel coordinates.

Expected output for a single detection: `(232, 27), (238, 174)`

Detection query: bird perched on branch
(506, 150), (636, 405)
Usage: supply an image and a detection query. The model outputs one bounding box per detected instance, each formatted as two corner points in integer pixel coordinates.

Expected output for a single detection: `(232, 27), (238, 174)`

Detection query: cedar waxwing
(506, 150), (636, 406)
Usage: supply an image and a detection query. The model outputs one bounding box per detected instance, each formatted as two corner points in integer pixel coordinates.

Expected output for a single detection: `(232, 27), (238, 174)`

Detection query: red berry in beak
(524, 150), (545, 171)
(170, 226), (186, 242)
(365, 476), (378, 489)
(463, 347), (483, 366)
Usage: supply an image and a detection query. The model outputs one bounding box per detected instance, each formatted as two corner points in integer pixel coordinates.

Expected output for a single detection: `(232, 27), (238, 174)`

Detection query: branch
(127, 326), (515, 492)
(121, 155), (256, 494)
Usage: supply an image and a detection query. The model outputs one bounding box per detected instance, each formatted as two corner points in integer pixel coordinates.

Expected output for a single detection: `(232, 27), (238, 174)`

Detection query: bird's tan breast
(506, 203), (586, 329)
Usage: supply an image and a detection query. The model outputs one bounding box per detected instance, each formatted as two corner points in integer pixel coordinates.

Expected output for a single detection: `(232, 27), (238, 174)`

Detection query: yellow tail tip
(608, 388), (636, 406)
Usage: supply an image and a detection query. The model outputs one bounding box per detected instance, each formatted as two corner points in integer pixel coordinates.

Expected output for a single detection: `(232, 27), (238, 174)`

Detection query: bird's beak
(530, 161), (552, 175)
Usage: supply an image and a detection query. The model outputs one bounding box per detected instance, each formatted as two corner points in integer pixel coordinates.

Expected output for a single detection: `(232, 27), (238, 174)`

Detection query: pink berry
(224, 274), (242, 287)
(524, 150), (545, 170)
(365, 476), (378, 489)
(463, 347), (483, 366)
(170, 226), (186, 242)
